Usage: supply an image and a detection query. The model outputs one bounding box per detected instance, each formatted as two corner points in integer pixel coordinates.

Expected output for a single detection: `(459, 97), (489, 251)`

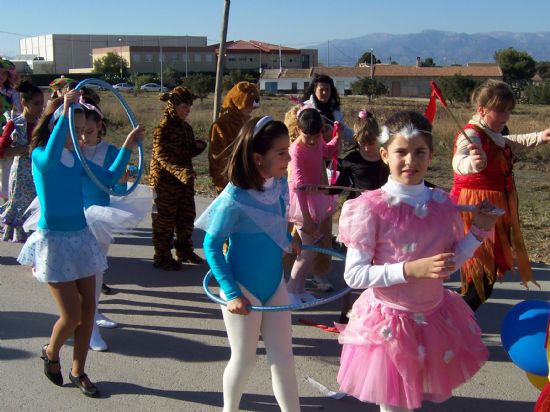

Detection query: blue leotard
(196, 177), (290, 304)
(32, 115), (130, 231)
(81, 140), (127, 209)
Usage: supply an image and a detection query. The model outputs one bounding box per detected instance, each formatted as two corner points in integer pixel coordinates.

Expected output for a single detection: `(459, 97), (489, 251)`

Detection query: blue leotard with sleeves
(81, 141), (127, 209)
(32, 115), (131, 231)
(196, 178), (291, 305)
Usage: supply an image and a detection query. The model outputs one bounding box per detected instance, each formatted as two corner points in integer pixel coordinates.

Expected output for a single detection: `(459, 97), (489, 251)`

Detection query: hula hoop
(69, 78), (144, 196)
(202, 245), (350, 311)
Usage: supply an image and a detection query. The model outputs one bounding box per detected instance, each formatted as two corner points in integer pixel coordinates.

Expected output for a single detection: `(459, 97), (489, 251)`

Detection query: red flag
(424, 81), (448, 124)
(330, 122), (340, 185)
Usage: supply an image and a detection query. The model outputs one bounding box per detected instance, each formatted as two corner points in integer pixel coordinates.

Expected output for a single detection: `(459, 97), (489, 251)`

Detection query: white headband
(253, 115), (273, 138)
(378, 124), (432, 145)
(48, 102), (82, 128)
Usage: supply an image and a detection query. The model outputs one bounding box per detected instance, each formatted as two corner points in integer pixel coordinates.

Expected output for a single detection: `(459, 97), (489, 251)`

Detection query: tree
(356, 51), (381, 66)
(523, 80), (550, 104)
(181, 73), (215, 101)
(93, 52), (130, 83)
(162, 66), (182, 88)
(535, 61), (550, 80)
(128, 73), (156, 89)
(222, 70), (256, 91)
(438, 75), (479, 104)
(494, 48), (536, 88)
(421, 57), (436, 67)
(350, 77), (387, 101)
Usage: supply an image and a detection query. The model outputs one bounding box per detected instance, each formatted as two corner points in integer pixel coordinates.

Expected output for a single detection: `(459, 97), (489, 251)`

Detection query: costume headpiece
(378, 124), (432, 145)
(222, 82), (260, 112)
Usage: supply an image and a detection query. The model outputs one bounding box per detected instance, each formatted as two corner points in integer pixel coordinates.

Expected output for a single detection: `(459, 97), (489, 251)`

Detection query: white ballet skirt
(24, 184), (153, 252)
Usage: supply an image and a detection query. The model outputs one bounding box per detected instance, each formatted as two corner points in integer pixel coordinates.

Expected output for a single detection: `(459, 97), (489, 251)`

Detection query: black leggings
(462, 274), (495, 312)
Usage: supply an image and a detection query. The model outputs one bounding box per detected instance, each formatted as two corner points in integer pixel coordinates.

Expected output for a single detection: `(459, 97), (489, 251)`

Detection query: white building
(19, 34), (207, 74)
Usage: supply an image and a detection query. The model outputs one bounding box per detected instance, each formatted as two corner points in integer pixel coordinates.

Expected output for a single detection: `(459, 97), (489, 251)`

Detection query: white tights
(221, 280), (300, 412)
(287, 230), (317, 293)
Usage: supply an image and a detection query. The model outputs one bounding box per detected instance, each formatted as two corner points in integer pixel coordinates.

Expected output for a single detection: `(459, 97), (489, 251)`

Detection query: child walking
(79, 96), (151, 351)
(17, 90), (141, 397)
(0, 81), (44, 242)
(287, 107), (341, 305)
(195, 116), (300, 412)
(451, 79), (550, 311)
(334, 109), (388, 199)
(336, 111), (499, 411)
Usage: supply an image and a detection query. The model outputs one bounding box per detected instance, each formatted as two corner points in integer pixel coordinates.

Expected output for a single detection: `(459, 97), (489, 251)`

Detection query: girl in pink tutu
(336, 111), (499, 411)
(287, 107), (341, 304)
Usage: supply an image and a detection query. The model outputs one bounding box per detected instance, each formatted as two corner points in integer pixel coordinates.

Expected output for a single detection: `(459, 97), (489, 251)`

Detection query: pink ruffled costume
(287, 135), (339, 225)
(337, 180), (488, 410)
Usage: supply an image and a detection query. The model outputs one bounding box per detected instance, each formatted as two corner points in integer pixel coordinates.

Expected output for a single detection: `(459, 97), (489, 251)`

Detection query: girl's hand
(123, 125), (144, 150)
(297, 183), (320, 193)
(404, 253), (456, 280)
(119, 168), (130, 184)
(300, 215), (321, 240)
(227, 296), (251, 315)
(62, 89), (80, 116)
(467, 143), (487, 170)
(471, 199), (500, 231)
(540, 127), (550, 143)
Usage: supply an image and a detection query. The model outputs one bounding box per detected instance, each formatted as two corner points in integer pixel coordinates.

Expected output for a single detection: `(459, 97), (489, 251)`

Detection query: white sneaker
(95, 312), (118, 329)
(312, 275), (334, 292)
(299, 291), (317, 303)
(89, 325), (108, 351)
(288, 292), (303, 306)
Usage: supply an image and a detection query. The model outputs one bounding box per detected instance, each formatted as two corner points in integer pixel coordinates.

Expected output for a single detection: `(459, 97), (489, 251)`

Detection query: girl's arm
(0, 121), (14, 158)
(321, 130), (340, 159)
(32, 115), (69, 173)
(203, 233), (242, 301)
(344, 247), (406, 288)
(505, 128), (550, 154)
(452, 128), (487, 175)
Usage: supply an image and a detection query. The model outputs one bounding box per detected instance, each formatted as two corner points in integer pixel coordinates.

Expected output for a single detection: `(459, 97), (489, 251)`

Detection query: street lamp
(118, 38), (123, 79)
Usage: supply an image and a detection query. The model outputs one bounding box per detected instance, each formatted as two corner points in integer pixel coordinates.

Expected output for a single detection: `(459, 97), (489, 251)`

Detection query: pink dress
(287, 136), (338, 225)
(337, 187), (488, 410)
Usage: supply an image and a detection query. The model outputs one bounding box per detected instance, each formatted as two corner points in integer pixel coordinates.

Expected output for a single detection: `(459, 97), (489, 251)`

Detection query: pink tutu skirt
(288, 190), (336, 225)
(337, 288), (488, 409)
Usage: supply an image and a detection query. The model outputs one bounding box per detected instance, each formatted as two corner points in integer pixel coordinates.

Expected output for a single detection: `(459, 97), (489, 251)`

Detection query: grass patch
(95, 92), (550, 264)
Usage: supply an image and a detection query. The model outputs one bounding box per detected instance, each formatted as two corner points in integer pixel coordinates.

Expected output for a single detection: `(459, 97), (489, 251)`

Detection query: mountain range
(310, 30), (550, 66)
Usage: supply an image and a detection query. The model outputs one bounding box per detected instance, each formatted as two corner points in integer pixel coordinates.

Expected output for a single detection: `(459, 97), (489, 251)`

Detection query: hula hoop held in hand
(203, 245), (351, 311)
(68, 78), (145, 196)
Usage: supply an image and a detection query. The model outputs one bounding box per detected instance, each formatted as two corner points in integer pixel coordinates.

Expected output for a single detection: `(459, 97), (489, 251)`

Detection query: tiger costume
(149, 86), (206, 270)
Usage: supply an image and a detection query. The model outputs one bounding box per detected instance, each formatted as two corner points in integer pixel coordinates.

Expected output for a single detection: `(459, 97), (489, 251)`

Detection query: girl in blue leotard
(195, 116), (300, 412)
(17, 90), (142, 397)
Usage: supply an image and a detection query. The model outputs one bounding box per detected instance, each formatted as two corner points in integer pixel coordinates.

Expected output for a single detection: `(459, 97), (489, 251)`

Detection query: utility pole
(327, 40), (330, 67)
(279, 44), (282, 73)
(118, 38), (123, 80)
(213, 0), (230, 122)
(159, 40), (163, 90)
(185, 35), (188, 78)
(370, 48), (374, 79)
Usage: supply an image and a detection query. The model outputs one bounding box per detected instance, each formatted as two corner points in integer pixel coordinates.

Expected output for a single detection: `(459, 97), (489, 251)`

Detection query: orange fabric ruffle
(456, 187), (537, 301)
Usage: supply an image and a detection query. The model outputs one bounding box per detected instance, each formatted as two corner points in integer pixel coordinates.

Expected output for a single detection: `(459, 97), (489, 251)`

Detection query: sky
(2, 0), (550, 58)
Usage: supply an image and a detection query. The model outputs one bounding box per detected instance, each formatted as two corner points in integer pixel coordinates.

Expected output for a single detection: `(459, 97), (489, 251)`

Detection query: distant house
(260, 64), (503, 98)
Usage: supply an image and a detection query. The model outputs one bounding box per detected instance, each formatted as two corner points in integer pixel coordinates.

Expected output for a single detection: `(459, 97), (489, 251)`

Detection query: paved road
(0, 196), (547, 411)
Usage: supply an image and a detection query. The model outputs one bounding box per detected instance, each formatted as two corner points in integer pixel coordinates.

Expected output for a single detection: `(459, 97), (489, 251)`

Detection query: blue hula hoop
(202, 245), (351, 311)
(69, 78), (144, 196)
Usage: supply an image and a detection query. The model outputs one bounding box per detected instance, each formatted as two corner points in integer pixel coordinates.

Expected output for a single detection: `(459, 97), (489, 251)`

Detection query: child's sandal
(40, 344), (63, 386)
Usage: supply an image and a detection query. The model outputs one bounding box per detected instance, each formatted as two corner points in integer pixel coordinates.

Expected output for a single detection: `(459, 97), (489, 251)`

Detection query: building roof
(261, 64), (502, 79)
(208, 40), (301, 54)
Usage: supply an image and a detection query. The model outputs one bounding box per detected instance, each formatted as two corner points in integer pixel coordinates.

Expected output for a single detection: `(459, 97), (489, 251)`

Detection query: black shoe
(177, 252), (204, 265)
(101, 283), (115, 295)
(41, 344), (63, 386)
(153, 257), (183, 271)
(69, 372), (100, 398)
